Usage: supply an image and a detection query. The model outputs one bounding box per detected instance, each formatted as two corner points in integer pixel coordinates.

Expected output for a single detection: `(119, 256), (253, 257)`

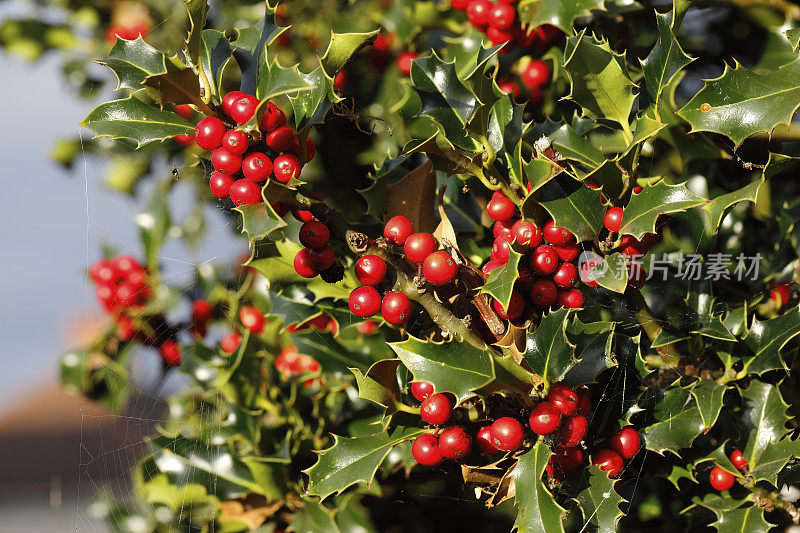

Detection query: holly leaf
(741, 305), (800, 374)
(562, 318), (615, 386)
(291, 498), (340, 532)
(510, 441), (566, 533)
(518, 0), (607, 36)
(232, 2), (287, 95)
(741, 380), (800, 485)
(528, 119), (604, 169)
(248, 239), (306, 286)
(350, 359), (402, 413)
(200, 29), (233, 100)
(537, 175), (605, 242)
(692, 497), (772, 533)
(640, 2), (694, 106)
(689, 379), (726, 430)
(81, 96), (194, 147)
(389, 336), (495, 403)
(98, 37), (165, 91)
(619, 180), (707, 239)
(686, 290), (736, 342)
(703, 178), (764, 233)
(304, 427), (426, 500)
(676, 56), (800, 147)
(143, 54), (213, 114)
(320, 30), (379, 78)
(487, 95), (529, 185)
(666, 465), (695, 488)
(182, 0), (209, 68)
(521, 308), (576, 388)
(481, 248), (524, 311)
(592, 253), (629, 294)
(563, 31), (637, 130)
(576, 466), (627, 533)
(642, 387), (705, 455)
(234, 201), (287, 244)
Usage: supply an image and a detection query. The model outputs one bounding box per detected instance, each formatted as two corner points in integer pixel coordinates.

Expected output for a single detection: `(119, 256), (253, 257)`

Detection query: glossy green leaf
(704, 178), (764, 233)
(81, 96), (194, 147)
(232, 3), (286, 95)
(592, 253), (629, 294)
(691, 496), (772, 533)
(518, 0), (607, 35)
(292, 498), (340, 532)
(481, 248), (524, 311)
(305, 427), (426, 500)
(640, 2), (694, 106)
(510, 441), (566, 533)
(528, 119), (604, 169)
(182, 0), (209, 67)
(577, 466), (627, 533)
(350, 359), (402, 412)
(98, 37), (165, 91)
(389, 336), (494, 403)
(741, 305), (800, 374)
(235, 201), (287, 244)
(537, 175), (605, 242)
(619, 180), (707, 239)
(676, 57), (800, 147)
(320, 30), (379, 78)
(487, 95), (528, 185)
(689, 379), (726, 430)
(200, 29), (232, 100)
(686, 291), (736, 341)
(522, 308), (576, 388)
(642, 387), (705, 454)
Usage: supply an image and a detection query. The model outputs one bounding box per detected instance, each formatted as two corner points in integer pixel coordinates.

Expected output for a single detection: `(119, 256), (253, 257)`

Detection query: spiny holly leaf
(592, 252), (629, 294)
(256, 52), (315, 102)
(686, 290), (736, 341)
(676, 57), (800, 147)
(704, 178), (764, 233)
(689, 379), (727, 430)
(389, 336), (494, 403)
(518, 0), (607, 36)
(510, 441), (566, 533)
(409, 53), (481, 151)
(304, 427), (426, 500)
(248, 239), (306, 286)
(523, 156), (564, 193)
(640, 1), (694, 106)
(563, 31), (637, 131)
(81, 96), (194, 147)
(666, 465), (695, 488)
(291, 331), (377, 373)
(741, 305), (800, 374)
(521, 308), (576, 388)
(235, 201), (287, 244)
(232, 2), (287, 95)
(642, 387), (705, 455)
(528, 119), (604, 169)
(200, 29), (233, 100)
(741, 380), (800, 485)
(143, 54), (212, 113)
(692, 497), (772, 533)
(289, 67), (334, 129)
(487, 95), (528, 185)
(320, 30), (379, 78)
(98, 37), (165, 91)
(563, 318), (615, 386)
(291, 498), (339, 532)
(350, 359), (402, 413)
(619, 180), (707, 239)
(481, 248), (524, 311)
(575, 159), (624, 200)
(626, 112), (667, 154)
(182, 0), (209, 68)
(537, 175), (605, 242)
(576, 465), (627, 533)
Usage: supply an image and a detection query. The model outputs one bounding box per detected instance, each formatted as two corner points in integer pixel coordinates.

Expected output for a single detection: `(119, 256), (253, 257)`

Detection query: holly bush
(11, 0), (800, 529)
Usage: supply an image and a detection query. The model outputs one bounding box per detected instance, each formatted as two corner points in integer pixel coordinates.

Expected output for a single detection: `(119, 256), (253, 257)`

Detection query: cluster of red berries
(186, 92), (314, 206)
(484, 191), (584, 315)
(589, 427), (640, 479)
(293, 220), (338, 279)
(275, 345), (321, 388)
(190, 298), (214, 338)
(497, 58), (551, 107)
(708, 449), (748, 491)
(450, 0), (556, 51)
(410, 386), (473, 465)
(105, 22), (149, 44)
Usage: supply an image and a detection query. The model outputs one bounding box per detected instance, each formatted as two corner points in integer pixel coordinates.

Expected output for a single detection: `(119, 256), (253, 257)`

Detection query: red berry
(521, 60), (550, 90)
(709, 466), (735, 491)
(529, 402), (562, 435)
(397, 51), (418, 76)
(559, 415), (588, 447)
(174, 134), (194, 145)
(333, 70), (348, 92)
(604, 207), (624, 233)
(531, 245), (559, 276)
(293, 248), (319, 278)
(575, 389), (591, 416)
(211, 148), (242, 174)
(242, 152), (273, 182)
(609, 427), (640, 460)
(299, 221), (330, 250)
(239, 305), (265, 333)
(531, 279), (558, 308)
(771, 281), (792, 307)
(229, 94), (259, 124)
(451, 0), (470, 9)
(384, 216), (414, 245)
(272, 202), (290, 217)
(490, 417), (524, 451)
(88, 259), (118, 284)
(229, 179), (262, 206)
(548, 385), (579, 417)
(487, 26), (515, 46)
(554, 243), (580, 262)
(497, 80), (521, 98)
(195, 117), (225, 150)
(592, 449), (624, 478)
(422, 251), (458, 286)
(488, 3), (515, 29)
(355, 255), (387, 286)
(112, 255), (143, 276)
(273, 154), (302, 183)
(491, 236), (511, 264)
(421, 393), (452, 425)
(220, 332), (242, 354)
(349, 286), (381, 317)
(439, 426), (472, 459)
(222, 129), (249, 155)
(160, 340), (181, 366)
(412, 434), (443, 466)
(466, 0), (491, 27)
(381, 291), (412, 325)
(266, 125), (295, 152)
(511, 220), (542, 247)
(309, 246), (335, 270)
(730, 449), (748, 472)
(259, 102), (287, 132)
(411, 381), (434, 401)
(291, 208), (315, 223)
(209, 171), (234, 198)
(486, 195), (516, 222)
(493, 291), (524, 320)
(550, 445), (584, 478)
(357, 320), (378, 335)
(553, 262), (578, 289)
(192, 299), (213, 323)
(633, 185), (644, 194)
(304, 138), (316, 162)
(222, 91), (246, 117)
(476, 426), (499, 455)
(174, 104), (193, 119)
(116, 315), (136, 341)
(543, 221), (575, 246)
(115, 282), (141, 308)
(482, 260), (503, 277)
(404, 233), (438, 263)
(493, 219), (515, 239)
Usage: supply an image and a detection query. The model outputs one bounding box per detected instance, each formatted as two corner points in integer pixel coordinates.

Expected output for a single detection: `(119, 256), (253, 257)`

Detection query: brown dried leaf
(218, 494), (282, 531)
(386, 160), (437, 234)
